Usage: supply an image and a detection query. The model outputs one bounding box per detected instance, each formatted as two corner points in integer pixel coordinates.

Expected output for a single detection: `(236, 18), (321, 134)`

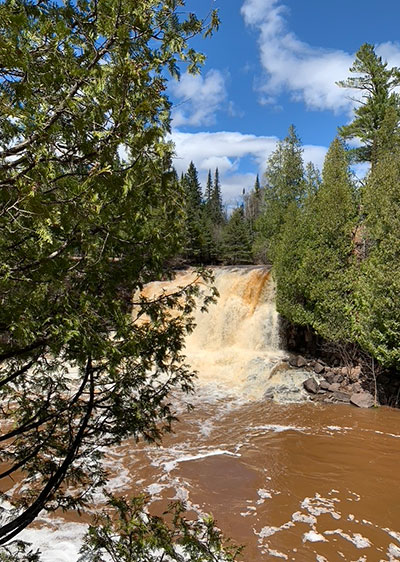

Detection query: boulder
(319, 380), (330, 390)
(332, 391), (351, 403)
(303, 377), (319, 394)
(350, 391), (375, 408)
(296, 355), (308, 368)
(332, 374), (344, 384)
(314, 362), (325, 374)
(328, 383), (341, 392)
(324, 371), (336, 384)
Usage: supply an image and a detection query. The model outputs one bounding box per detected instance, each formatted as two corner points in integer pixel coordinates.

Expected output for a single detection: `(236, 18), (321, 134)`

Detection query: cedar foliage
(0, 0), (219, 543)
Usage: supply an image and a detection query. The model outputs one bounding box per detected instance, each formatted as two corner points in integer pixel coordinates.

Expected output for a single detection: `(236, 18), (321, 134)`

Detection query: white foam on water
(388, 542), (400, 559)
(252, 424), (309, 433)
(384, 529), (400, 544)
(301, 494), (340, 518)
(324, 529), (371, 549)
(256, 521), (294, 541)
(303, 530), (327, 543)
(160, 448), (241, 473)
(257, 488), (272, 500)
(268, 548), (288, 559)
(292, 511), (317, 526)
(374, 430), (400, 439)
(19, 520), (87, 562)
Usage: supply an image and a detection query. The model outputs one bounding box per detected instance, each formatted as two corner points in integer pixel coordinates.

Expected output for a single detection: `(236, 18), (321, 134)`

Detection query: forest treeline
(182, 44), (400, 378)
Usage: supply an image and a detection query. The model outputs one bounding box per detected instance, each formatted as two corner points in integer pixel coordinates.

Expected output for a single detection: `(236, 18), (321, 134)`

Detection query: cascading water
(183, 266), (311, 402)
(8, 267), (400, 561)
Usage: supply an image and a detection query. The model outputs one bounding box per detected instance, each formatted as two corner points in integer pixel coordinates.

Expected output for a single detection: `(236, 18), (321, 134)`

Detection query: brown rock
(319, 380), (330, 390)
(332, 374), (344, 384)
(328, 383), (341, 392)
(349, 365), (362, 382)
(303, 377), (319, 394)
(314, 362), (325, 374)
(349, 382), (362, 393)
(296, 355), (308, 368)
(324, 372), (336, 384)
(350, 391), (375, 408)
(332, 391), (351, 403)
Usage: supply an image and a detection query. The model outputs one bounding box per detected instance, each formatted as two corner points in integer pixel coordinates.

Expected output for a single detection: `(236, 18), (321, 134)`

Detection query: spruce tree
(255, 125), (305, 262)
(222, 207), (252, 265)
(205, 170), (213, 207)
(182, 162), (204, 262)
(211, 167), (224, 224)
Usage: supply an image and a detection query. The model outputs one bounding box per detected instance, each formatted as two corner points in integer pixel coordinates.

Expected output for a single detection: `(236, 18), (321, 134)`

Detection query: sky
(167, 0), (400, 204)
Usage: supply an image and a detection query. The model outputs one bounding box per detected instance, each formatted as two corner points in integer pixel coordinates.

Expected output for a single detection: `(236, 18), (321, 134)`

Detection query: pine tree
(222, 207), (252, 265)
(337, 43), (400, 166)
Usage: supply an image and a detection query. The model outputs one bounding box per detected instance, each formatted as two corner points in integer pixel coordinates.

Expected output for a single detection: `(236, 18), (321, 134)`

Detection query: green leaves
(0, 0), (219, 542)
(79, 494), (242, 562)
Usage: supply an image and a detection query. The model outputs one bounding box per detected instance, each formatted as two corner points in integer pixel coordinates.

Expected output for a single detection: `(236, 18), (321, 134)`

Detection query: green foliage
(274, 138), (358, 342)
(0, 542), (40, 562)
(0, 0), (219, 543)
(337, 43), (400, 165)
(79, 494), (242, 562)
(182, 162), (204, 262)
(299, 138), (357, 341)
(354, 148), (400, 368)
(222, 208), (252, 265)
(255, 125), (305, 262)
(210, 168), (224, 225)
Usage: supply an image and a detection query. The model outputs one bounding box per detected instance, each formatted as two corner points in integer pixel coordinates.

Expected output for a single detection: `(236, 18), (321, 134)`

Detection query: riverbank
(280, 320), (400, 409)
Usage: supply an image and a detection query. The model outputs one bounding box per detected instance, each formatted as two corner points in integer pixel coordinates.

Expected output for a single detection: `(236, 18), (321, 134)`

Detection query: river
(17, 267), (400, 560)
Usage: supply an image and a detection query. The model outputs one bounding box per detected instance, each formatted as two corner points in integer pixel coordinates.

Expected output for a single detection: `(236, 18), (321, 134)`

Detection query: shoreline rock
(289, 354), (377, 408)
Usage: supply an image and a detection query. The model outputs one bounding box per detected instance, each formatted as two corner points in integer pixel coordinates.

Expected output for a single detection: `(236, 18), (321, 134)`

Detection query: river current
(14, 268), (400, 560)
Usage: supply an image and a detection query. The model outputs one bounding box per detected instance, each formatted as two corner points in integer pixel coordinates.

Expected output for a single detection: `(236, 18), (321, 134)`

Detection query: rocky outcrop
(350, 391), (375, 408)
(288, 354), (377, 408)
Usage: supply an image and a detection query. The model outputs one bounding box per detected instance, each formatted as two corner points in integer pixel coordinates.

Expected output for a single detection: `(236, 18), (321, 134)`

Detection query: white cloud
(169, 69), (227, 127)
(241, 0), (400, 114)
(169, 130), (327, 201)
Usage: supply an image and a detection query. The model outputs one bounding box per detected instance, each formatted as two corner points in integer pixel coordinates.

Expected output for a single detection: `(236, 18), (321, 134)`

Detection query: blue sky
(167, 0), (400, 203)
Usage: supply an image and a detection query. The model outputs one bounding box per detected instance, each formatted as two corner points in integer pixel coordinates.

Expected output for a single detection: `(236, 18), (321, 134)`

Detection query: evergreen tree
(205, 169), (213, 205)
(182, 162), (204, 262)
(304, 161), (322, 197)
(222, 207), (252, 265)
(337, 43), (400, 166)
(299, 138), (357, 341)
(255, 125), (305, 262)
(354, 147), (400, 368)
(210, 168), (224, 224)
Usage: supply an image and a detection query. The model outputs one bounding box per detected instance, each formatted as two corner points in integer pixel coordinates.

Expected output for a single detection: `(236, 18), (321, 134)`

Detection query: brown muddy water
(10, 268), (400, 560)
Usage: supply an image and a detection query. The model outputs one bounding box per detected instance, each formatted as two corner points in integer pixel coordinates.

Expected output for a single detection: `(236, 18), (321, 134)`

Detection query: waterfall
(145, 266), (311, 402)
